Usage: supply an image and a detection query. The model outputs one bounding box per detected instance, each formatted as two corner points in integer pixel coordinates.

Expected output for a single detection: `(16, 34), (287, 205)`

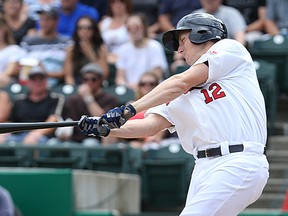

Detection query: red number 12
(200, 83), (226, 104)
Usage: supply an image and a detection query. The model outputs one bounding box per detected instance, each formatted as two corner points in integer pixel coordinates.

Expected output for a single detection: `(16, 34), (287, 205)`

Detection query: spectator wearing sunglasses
(58, 62), (119, 145)
(63, 16), (109, 85)
(121, 72), (179, 149)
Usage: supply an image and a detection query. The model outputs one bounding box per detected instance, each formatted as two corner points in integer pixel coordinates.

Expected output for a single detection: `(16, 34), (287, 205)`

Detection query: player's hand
(78, 115), (110, 137)
(99, 104), (136, 129)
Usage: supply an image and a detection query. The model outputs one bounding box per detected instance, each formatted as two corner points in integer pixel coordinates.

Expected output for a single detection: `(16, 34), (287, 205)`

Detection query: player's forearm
(109, 119), (157, 138)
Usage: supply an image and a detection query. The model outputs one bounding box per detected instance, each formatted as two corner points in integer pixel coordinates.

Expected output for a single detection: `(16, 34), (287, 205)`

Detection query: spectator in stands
(194, 0), (247, 45)
(265, 0), (288, 36)
(63, 16), (108, 85)
(115, 72), (179, 149)
(57, 0), (99, 38)
(223, 0), (267, 47)
(99, 0), (131, 64)
(115, 13), (168, 90)
(2, 0), (36, 44)
(131, 0), (160, 38)
(20, 5), (71, 87)
(158, 0), (201, 32)
(0, 15), (26, 87)
(80, 0), (108, 20)
(0, 65), (65, 145)
(23, 0), (60, 21)
(0, 91), (11, 123)
(0, 91), (11, 143)
(0, 186), (15, 216)
(56, 63), (119, 145)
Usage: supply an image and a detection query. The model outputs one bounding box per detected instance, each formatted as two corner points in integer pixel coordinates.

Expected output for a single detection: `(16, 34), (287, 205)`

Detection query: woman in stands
(0, 16), (25, 87)
(63, 16), (109, 85)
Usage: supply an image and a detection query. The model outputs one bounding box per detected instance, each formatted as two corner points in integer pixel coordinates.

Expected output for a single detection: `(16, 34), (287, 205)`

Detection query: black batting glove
(100, 104), (136, 129)
(78, 115), (110, 137)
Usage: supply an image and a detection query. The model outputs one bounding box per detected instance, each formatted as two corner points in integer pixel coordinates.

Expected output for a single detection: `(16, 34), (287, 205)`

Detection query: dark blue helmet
(162, 13), (228, 51)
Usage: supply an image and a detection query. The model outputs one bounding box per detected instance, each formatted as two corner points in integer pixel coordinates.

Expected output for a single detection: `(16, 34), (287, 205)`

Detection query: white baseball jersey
(146, 39), (267, 155)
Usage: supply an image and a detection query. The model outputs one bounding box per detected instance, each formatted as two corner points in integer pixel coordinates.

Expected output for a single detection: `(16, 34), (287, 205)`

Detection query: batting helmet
(162, 13), (227, 51)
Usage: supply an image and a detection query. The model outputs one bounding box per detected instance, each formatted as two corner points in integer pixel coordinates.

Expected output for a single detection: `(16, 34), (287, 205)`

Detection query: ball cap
(28, 66), (47, 78)
(80, 63), (104, 77)
(37, 5), (59, 19)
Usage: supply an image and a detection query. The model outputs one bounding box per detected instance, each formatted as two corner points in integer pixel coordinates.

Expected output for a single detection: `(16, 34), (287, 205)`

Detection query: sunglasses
(29, 75), (46, 81)
(77, 25), (93, 30)
(110, 0), (124, 3)
(83, 77), (99, 82)
(139, 81), (157, 87)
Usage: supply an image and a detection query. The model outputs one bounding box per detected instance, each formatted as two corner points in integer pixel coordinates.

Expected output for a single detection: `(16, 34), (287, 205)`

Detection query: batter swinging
(78, 13), (269, 216)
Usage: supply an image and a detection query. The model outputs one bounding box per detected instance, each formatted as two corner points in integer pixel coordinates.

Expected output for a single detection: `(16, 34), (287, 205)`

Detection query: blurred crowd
(0, 0), (285, 150)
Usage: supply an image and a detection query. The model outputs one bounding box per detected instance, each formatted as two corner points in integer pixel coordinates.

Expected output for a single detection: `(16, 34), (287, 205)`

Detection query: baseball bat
(0, 121), (79, 134)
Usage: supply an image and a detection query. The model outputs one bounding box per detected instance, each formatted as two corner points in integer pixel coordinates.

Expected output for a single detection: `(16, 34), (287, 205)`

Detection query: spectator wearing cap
(20, 5), (72, 87)
(58, 0), (99, 38)
(57, 62), (119, 145)
(0, 65), (65, 145)
(23, 0), (61, 21)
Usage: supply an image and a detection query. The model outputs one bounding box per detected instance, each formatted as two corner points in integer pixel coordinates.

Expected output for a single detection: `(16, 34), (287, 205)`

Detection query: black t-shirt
(9, 92), (64, 123)
(12, 17), (36, 45)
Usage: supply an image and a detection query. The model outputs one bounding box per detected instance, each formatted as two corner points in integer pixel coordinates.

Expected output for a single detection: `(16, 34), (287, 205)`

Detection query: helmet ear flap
(188, 27), (213, 44)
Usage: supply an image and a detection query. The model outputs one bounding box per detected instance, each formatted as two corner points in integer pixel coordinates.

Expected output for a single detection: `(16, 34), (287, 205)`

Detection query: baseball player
(78, 13), (269, 216)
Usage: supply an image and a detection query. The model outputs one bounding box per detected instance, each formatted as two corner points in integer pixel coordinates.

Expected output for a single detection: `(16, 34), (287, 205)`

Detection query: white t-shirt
(146, 39), (266, 154)
(100, 17), (130, 53)
(116, 39), (168, 85)
(0, 45), (26, 73)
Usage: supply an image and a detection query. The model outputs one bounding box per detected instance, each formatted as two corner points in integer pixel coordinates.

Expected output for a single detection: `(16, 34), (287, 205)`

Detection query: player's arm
(132, 63), (208, 113)
(78, 62), (208, 134)
(109, 113), (172, 139)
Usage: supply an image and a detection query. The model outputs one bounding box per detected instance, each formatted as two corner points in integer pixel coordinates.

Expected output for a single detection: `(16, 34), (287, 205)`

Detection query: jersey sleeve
(145, 104), (176, 133)
(194, 39), (249, 84)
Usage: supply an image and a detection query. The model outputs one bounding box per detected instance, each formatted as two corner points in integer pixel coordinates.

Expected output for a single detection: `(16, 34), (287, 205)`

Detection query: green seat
(86, 144), (132, 173)
(251, 36), (288, 93)
(253, 59), (278, 135)
(33, 142), (88, 169)
(0, 83), (28, 102)
(50, 84), (78, 99)
(106, 63), (117, 86)
(175, 65), (190, 74)
(141, 144), (195, 211)
(0, 143), (33, 167)
(103, 85), (135, 106)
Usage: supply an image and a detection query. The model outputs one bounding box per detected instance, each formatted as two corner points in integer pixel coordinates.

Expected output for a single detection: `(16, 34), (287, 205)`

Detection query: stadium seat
(0, 143), (33, 167)
(103, 85), (135, 106)
(33, 142), (88, 169)
(50, 84), (77, 99)
(0, 83), (28, 101)
(141, 143), (195, 211)
(175, 65), (189, 74)
(86, 143), (132, 173)
(254, 59), (278, 135)
(250, 36), (288, 94)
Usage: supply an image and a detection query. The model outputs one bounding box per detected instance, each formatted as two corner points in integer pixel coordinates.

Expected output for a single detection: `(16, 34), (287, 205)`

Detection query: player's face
(178, 31), (207, 65)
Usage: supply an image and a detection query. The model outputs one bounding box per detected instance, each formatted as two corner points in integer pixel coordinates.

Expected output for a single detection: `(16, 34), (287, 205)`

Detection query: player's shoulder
(212, 39), (247, 53)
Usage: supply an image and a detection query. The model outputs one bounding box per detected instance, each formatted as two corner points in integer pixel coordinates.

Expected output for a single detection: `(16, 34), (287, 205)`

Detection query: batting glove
(100, 104), (136, 129)
(78, 115), (110, 137)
